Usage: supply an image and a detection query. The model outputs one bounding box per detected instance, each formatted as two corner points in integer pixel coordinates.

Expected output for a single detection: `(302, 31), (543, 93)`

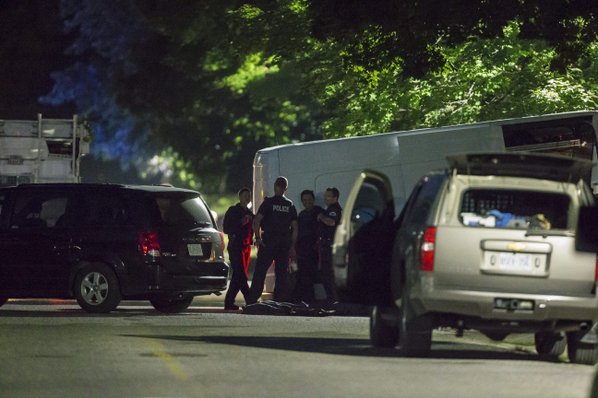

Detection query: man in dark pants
(292, 189), (323, 303)
(317, 187), (342, 303)
(247, 176), (298, 304)
(223, 188), (254, 310)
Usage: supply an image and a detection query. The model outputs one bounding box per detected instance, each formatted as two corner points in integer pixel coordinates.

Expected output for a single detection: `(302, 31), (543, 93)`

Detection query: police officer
(222, 188), (254, 310)
(292, 189), (323, 303)
(247, 176), (298, 304)
(316, 187), (342, 303)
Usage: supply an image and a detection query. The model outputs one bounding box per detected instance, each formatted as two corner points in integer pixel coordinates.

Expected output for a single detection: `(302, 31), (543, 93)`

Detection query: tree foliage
(43, 0), (598, 193)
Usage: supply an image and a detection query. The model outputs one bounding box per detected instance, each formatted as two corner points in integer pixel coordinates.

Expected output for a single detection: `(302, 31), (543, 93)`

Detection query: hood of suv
(447, 152), (592, 183)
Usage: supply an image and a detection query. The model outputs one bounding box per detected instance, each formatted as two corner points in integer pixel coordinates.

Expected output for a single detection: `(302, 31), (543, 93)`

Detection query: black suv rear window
(148, 193), (213, 227)
(459, 189), (571, 230)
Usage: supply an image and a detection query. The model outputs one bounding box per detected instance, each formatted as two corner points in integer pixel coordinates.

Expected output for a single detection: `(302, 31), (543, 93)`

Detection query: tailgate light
(138, 231), (161, 257)
(420, 226), (436, 272)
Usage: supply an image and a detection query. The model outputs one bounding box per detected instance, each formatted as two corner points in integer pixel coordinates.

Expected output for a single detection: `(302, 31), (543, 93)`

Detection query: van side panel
(252, 150), (280, 211)
(397, 125), (504, 193)
(274, 134), (401, 209)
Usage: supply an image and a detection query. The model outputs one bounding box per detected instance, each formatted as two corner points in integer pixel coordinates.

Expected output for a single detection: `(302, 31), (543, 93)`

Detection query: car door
(1, 189), (73, 295)
(333, 169), (396, 304)
(393, 173), (447, 290)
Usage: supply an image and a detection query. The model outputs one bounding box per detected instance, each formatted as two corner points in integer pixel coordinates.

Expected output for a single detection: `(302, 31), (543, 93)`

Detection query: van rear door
(144, 193), (227, 281)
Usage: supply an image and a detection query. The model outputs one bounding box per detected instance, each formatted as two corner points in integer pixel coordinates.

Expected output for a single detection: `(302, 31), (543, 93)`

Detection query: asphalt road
(0, 297), (596, 398)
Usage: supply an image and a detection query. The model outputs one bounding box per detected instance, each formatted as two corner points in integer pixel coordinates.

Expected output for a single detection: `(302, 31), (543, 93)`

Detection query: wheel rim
(80, 272), (109, 305)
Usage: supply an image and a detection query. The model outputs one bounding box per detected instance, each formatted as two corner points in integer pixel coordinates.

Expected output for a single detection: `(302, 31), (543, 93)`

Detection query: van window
(503, 116), (595, 162)
(11, 192), (68, 229)
(149, 193), (213, 227)
(459, 189), (571, 230)
(77, 193), (132, 227)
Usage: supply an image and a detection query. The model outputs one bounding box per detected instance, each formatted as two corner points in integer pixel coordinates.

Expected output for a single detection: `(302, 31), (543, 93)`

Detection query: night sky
(0, 0), (75, 119)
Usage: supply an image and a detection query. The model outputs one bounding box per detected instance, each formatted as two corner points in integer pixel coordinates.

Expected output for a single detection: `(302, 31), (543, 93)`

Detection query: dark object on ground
(242, 300), (370, 316)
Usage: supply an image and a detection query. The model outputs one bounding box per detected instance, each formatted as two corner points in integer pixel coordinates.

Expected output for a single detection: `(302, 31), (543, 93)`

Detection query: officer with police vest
(316, 187), (342, 303)
(247, 176), (298, 304)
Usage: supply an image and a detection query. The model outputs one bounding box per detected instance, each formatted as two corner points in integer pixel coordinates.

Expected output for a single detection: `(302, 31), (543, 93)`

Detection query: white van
(254, 111), (598, 214)
(252, 110), (598, 292)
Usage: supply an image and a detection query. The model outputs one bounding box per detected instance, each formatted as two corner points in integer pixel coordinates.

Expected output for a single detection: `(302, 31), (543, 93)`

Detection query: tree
(311, 21), (598, 137)
(309, 0), (598, 76)
(43, 0), (598, 193)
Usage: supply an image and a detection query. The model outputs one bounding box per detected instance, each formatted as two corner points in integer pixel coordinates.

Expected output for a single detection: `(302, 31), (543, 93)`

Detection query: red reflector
(420, 226), (436, 272)
(595, 255), (598, 281)
(138, 231), (161, 257)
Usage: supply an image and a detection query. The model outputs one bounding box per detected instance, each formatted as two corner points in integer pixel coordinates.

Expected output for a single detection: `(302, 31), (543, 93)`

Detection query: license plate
(187, 243), (203, 256)
(490, 252), (532, 271)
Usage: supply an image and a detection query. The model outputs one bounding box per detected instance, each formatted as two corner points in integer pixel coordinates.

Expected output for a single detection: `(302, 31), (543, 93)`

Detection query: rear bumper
(407, 276), (598, 324)
(121, 261), (229, 297)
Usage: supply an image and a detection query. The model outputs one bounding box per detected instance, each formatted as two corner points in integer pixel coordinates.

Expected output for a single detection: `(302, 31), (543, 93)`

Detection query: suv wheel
(0, 297), (8, 307)
(150, 296), (194, 313)
(370, 305), (400, 348)
(74, 263), (121, 313)
(567, 331), (598, 365)
(535, 332), (566, 360)
(399, 289), (432, 357)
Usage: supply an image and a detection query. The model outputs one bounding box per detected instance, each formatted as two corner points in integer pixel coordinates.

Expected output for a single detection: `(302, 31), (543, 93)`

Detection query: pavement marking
(144, 338), (189, 381)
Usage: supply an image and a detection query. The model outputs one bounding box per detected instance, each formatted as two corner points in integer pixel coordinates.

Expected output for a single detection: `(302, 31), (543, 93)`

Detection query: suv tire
(399, 288), (432, 357)
(150, 296), (194, 313)
(567, 331), (598, 365)
(74, 263), (121, 313)
(370, 305), (400, 348)
(535, 332), (566, 360)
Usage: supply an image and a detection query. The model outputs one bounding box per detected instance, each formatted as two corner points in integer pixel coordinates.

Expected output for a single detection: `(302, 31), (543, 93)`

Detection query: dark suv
(0, 183), (229, 313)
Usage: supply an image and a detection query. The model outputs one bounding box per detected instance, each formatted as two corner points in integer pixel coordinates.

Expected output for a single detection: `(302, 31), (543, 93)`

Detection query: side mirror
(576, 206), (598, 252)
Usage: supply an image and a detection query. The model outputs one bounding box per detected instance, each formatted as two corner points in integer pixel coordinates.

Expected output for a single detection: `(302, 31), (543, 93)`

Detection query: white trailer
(253, 110), (598, 292)
(0, 114), (90, 186)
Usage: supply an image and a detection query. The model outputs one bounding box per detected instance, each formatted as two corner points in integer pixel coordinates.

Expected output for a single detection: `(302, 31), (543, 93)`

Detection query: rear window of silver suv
(459, 189), (570, 230)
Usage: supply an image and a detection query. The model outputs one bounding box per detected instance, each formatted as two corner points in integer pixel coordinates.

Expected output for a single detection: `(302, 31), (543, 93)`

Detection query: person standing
(247, 176), (298, 304)
(292, 190), (323, 303)
(316, 187), (342, 303)
(223, 188), (254, 310)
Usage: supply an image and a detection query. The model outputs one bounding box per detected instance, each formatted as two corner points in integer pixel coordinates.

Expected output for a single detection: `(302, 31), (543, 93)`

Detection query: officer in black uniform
(222, 188), (254, 310)
(292, 189), (323, 303)
(316, 187), (342, 303)
(247, 176), (298, 304)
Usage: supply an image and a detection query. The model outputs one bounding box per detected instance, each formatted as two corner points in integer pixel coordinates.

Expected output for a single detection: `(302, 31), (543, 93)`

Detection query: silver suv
(334, 153), (598, 364)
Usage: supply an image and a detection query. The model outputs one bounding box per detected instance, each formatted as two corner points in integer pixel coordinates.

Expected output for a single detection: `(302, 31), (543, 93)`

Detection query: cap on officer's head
(274, 176), (288, 189)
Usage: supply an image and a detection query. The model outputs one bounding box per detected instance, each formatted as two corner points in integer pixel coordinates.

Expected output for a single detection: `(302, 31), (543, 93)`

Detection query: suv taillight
(595, 255), (598, 282)
(420, 226), (436, 272)
(138, 231), (161, 257)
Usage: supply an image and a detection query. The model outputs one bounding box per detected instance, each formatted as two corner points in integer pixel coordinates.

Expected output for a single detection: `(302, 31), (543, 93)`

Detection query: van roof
(7, 183), (199, 194)
(257, 110), (598, 153)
